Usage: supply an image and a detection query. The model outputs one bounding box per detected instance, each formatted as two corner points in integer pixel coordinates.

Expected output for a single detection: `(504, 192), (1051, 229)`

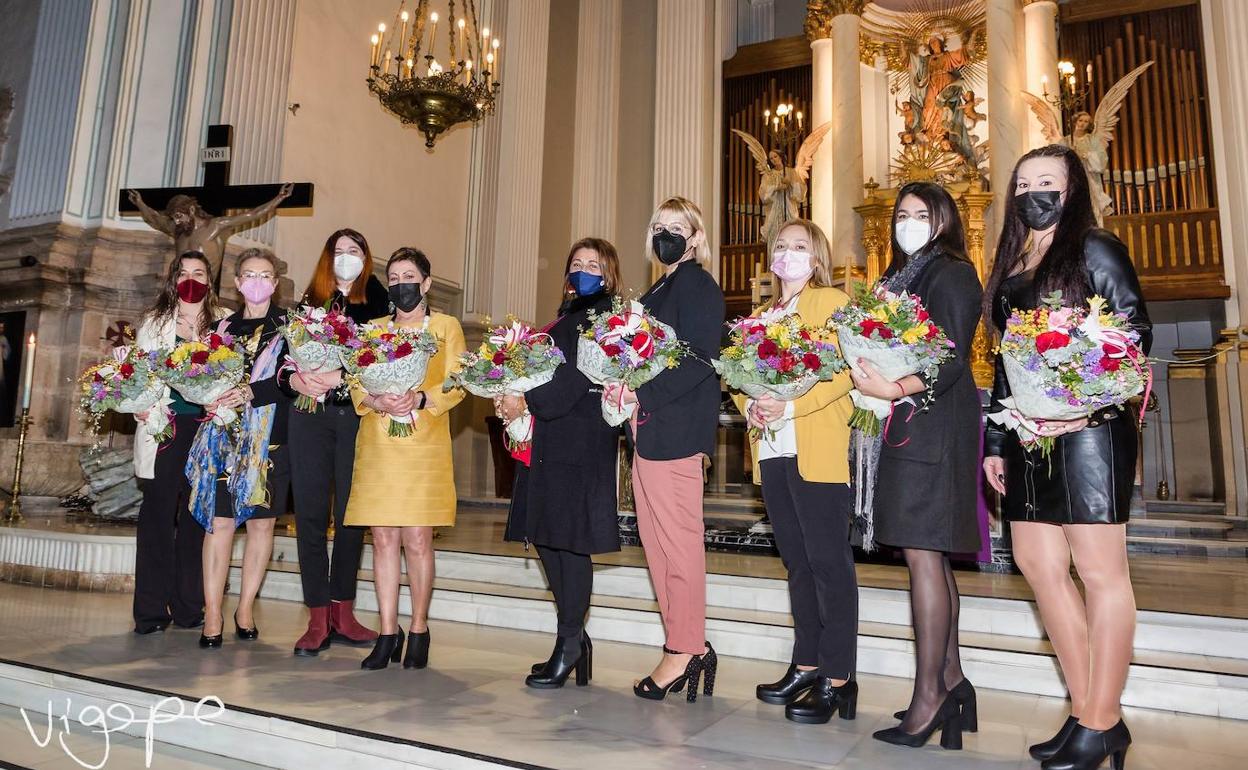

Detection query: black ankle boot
(1041, 720), (1131, 770)
(526, 634), (590, 689)
(757, 664), (820, 705)
(361, 631), (404, 670)
(402, 629), (430, 669)
(1030, 716), (1079, 761)
(785, 678), (858, 724)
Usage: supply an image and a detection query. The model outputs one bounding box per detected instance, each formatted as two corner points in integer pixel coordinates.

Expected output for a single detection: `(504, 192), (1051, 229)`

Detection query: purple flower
(486, 367), (504, 379)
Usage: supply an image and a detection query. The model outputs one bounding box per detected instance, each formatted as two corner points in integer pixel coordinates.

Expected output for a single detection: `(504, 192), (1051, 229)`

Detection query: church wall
(614, 0), (658, 296)
(274, 0), (472, 297)
(0, 0), (42, 226)
(534, 0), (580, 324)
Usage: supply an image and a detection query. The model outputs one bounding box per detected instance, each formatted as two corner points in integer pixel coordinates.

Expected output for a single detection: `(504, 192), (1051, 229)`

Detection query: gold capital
(806, 0), (864, 41)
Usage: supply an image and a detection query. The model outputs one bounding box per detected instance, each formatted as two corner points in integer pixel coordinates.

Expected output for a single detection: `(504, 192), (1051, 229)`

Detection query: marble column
(743, 0), (776, 44)
(490, 0), (551, 323)
(570, 0), (622, 243)
(986, 0), (1027, 251)
(1202, 0), (1248, 512)
(1022, 0), (1060, 151)
(805, 9), (833, 240)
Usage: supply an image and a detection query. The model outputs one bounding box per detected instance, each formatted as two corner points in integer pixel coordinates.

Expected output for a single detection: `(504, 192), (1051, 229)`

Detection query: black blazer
(505, 292), (621, 554)
(984, 228), (1152, 524)
(631, 260), (726, 461)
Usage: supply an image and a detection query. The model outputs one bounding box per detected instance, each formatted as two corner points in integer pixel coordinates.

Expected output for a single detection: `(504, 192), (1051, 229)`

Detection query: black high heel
(1041, 720), (1131, 770)
(199, 616), (224, 649)
(402, 630), (430, 669)
(757, 664), (821, 705)
(1030, 716), (1079, 761)
(634, 647), (704, 703)
(526, 635), (590, 689)
(786, 678), (858, 724)
(233, 611), (259, 641)
(700, 642), (717, 697)
(872, 694), (963, 750)
(531, 631), (591, 675)
(893, 678), (977, 732)
(361, 630), (404, 670)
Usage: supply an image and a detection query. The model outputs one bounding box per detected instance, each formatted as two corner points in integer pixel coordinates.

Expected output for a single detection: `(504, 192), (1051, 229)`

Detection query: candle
(370, 33), (380, 68)
(21, 333), (35, 410)
(406, 57), (414, 78)
(399, 10), (409, 58)
(485, 51), (494, 75)
(1041, 74), (1048, 94)
(492, 38), (500, 79)
(1086, 62), (1093, 83)
(465, 59), (473, 84)
(384, 48), (392, 75)
(428, 12), (438, 58)
(457, 18), (466, 62)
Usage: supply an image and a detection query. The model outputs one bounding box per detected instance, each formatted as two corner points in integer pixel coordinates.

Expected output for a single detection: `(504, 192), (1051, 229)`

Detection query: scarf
(186, 321), (283, 533)
(850, 251), (937, 551)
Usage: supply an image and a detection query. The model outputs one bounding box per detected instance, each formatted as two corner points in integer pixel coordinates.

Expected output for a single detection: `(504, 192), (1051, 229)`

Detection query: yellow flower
(900, 325), (927, 344)
(871, 306), (891, 322)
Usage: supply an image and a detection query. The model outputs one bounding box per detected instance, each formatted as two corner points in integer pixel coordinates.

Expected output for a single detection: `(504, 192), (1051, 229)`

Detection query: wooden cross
(116, 124), (313, 214)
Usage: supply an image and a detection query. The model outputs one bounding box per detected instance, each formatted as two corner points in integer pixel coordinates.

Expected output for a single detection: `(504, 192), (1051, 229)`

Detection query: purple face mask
(239, 276), (276, 304)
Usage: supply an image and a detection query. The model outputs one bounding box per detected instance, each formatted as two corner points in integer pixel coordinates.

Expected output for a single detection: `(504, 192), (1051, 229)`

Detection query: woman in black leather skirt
(984, 145), (1151, 770)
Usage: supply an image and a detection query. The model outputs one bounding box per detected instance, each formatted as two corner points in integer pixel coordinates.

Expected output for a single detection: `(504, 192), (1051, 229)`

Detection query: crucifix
(118, 124), (314, 285)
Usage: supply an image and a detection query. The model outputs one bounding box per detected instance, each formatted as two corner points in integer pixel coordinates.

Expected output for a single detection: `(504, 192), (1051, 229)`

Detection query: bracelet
(894, 381), (905, 399)
(416, 391), (428, 410)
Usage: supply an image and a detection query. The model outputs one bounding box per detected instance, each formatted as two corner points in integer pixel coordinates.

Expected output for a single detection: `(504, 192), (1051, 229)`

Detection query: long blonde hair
(644, 196), (712, 268)
(761, 218), (834, 311)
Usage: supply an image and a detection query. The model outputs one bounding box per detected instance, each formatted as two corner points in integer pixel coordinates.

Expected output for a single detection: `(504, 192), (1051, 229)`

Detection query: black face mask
(1016, 191), (1063, 230)
(652, 229), (690, 265)
(389, 282), (424, 312)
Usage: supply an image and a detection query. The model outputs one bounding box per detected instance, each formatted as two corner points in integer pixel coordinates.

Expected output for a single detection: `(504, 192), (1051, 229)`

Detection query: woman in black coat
(983, 145), (1150, 770)
(498, 238), (623, 689)
(848, 182), (982, 751)
(605, 196), (725, 703)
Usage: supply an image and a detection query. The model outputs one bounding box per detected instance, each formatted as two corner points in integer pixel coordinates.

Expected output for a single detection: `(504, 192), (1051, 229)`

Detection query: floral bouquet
(281, 304), (360, 412)
(716, 312), (845, 399)
(988, 292), (1149, 456)
(155, 332), (247, 426)
(577, 298), (687, 426)
(443, 319), (565, 445)
(77, 345), (172, 441)
(828, 283), (954, 435)
(343, 320), (440, 437)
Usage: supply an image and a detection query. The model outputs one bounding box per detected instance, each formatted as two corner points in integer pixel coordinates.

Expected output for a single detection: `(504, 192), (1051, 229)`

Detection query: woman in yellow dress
(344, 247), (466, 670)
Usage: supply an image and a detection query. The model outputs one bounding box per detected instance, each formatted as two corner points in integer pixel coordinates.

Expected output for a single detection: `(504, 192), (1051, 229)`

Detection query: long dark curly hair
(982, 144), (1097, 327)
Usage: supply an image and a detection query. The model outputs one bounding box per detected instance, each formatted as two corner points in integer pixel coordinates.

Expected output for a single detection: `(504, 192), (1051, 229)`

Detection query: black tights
(900, 548), (965, 732)
(537, 545), (593, 639)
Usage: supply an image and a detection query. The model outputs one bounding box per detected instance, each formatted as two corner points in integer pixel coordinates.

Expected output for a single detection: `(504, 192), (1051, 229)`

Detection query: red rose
(119, 363), (135, 377)
(190, 350), (210, 365)
(777, 351), (796, 373)
(749, 324), (766, 336)
(93, 372), (104, 383)
(1100, 355), (1121, 372)
(631, 331), (655, 359)
(802, 352), (822, 371)
(208, 333), (224, 349)
(165, 357), (176, 368)
(916, 308), (930, 323)
(859, 319), (893, 340)
(607, 316), (626, 330)
(491, 351), (507, 365)
(602, 343), (623, 357)
(652, 326), (666, 341)
(757, 339), (780, 358)
(380, 332), (395, 342)
(358, 350), (377, 366)
(395, 341), (413, 357)
(1035, 331), (1071, 353)
(924, 323), (939, 341)
(799, 330), (812, 341)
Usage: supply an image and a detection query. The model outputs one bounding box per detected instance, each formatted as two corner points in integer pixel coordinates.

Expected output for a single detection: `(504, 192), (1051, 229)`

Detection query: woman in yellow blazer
(731, 218), (858, 726)
(344, 247), (466, 670)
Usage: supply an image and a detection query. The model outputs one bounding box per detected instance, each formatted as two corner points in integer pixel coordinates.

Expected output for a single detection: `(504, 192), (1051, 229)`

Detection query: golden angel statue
(1022, 61), (1154, 225)
(731, 122), (832, 245)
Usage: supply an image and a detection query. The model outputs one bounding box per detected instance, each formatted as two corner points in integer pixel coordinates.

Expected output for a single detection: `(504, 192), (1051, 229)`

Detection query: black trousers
(133, 414), (205, 630)
(289, 405), (367, 607)
(537, 545), (593, 639)
(760, 457), (857, 679)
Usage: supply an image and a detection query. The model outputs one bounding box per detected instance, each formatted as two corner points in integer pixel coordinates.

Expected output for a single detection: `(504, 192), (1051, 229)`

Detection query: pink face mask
(771, 249), (815, 283)
(239, 277), (276, 304)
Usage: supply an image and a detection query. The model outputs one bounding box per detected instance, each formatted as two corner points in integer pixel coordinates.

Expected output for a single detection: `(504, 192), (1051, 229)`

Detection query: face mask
(770, 250), (815, 283)
(894, 219), (932, 256)
(239, 277), (276, 304)
(389, 282), (424, 312)
(1016, 190), (1063, 230)
(652, 229), (690, 265)
(568, 271), (605, 297)
(176, 278), (209, 303)
(333, 253), (365, 282)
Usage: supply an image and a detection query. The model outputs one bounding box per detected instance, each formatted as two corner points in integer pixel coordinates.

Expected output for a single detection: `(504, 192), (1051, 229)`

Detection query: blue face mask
(568, 270), (605, 297)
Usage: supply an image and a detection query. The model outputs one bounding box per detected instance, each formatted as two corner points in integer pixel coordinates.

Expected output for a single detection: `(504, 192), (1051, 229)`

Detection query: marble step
(1126, 535), (1248, 558)
(1127, 517), (1236, 539)
(1145, 500), (1228, 516)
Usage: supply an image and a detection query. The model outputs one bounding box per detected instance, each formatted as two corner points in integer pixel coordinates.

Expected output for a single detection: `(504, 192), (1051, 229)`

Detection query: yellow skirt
(343, 410), (457, 528)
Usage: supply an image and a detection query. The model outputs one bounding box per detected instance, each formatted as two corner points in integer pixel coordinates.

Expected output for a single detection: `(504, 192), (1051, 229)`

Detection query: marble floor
(0, 582), (1244, 769)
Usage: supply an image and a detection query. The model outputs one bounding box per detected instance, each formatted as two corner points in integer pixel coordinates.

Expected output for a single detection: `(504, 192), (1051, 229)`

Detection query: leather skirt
(1001, 413), (1137, 525)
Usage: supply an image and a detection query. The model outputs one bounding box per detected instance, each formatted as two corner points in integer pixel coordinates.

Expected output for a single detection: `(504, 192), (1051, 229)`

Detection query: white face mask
(333, 253), (364, 282)
(894, 219), (932, 256)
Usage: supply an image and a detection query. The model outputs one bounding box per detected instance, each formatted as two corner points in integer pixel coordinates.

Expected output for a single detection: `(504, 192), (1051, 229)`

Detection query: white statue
(731, 122), (832, 245)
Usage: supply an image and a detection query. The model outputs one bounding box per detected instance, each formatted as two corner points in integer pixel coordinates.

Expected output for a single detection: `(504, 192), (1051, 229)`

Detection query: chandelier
(1042, 60), (1092, 112)
(367, 0), (501, 148)
(763, 102), (805, 147)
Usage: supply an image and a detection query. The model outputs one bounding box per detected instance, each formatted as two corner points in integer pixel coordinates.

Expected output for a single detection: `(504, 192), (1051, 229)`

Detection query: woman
(193, 248), (291, 648)
(734, 219), (858, 724)
(345, 248), (466, 670)
(983, 145), (1150, 770)
(131, 252), (228, 634)
(288, 229), (388, 656)
(849, 182), (982, 750)
(604, 197), (725, 702)
(497, 238), (622, 689)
